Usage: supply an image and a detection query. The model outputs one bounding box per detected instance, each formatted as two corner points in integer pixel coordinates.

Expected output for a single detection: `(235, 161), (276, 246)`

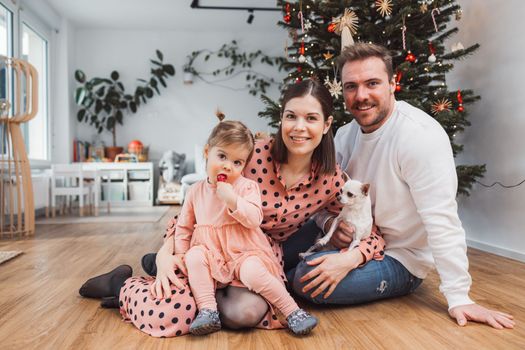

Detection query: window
(21, 23), (49, 160)
(0, 1), (51, 162)
(0, 3), (12, 57)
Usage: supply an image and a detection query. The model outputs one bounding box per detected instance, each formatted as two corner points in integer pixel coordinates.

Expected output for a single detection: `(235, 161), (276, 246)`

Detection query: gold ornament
(455, 9), (463, 20)
(333, 8), (359, 35)
(324, 76), (343, 98)
(431, 98), (452, 115)
(375, 0), (393, 17)
(420, 3), (429, 13)
(323, 52), (334, 60)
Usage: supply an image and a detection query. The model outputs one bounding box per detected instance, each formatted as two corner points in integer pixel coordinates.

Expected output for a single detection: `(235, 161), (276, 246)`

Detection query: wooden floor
(0, 207), (523, 350)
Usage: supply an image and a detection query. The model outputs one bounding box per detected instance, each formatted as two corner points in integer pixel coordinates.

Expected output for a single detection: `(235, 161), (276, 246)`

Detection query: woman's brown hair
(271, 79), (336, 174)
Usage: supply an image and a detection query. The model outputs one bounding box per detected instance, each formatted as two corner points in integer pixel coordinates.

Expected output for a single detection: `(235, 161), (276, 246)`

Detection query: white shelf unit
(82, 162), (154, 207)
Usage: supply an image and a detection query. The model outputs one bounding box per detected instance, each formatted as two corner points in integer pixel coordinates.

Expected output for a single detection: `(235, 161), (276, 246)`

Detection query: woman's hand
(150, 242), (187, 299)
(325, 217), (355, 249)
(299, 249), (364, 299)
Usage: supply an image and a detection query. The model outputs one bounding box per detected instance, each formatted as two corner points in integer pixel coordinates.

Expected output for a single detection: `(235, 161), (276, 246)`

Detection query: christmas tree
(258, 0), (485, 196)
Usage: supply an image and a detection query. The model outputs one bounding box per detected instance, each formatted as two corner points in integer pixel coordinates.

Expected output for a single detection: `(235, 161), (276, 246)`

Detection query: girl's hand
(150, 244), (187, 299)
(299, 249), (364, 299)
(216, 181), (237, 211)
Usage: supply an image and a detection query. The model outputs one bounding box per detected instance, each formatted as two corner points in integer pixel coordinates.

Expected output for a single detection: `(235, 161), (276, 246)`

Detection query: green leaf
(115, 110), (123, 125)
(75, 70), (86, 83)
(96, 86), (105, 97)
(91, 78), (104, 86)
(150, 59), (163, 66)
(111, 71), (120, 81)
(95, 100), (103, 113)
(107, 116), (115, 130)
(75, 87), (87, 105)
(150, 78), (158, 87)
(156, 50), (163, 61)
(77, 109), (86, 122)
(158, 76), (166, 87)
(129, 102), (137, 113)
(163, 64), (175, 76)
(145, 87), (154, 98)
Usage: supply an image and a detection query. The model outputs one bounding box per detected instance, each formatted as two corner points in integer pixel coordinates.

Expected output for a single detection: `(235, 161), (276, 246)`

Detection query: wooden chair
(50, 164), (99, 217)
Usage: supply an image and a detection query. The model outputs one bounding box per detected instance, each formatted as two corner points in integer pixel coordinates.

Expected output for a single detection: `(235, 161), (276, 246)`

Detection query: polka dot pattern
(119, 273), (195, 338)
(243, 138), (345, 243)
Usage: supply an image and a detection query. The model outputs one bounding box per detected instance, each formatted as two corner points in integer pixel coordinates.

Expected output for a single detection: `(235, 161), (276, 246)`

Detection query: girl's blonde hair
(206, 114), (255, 161)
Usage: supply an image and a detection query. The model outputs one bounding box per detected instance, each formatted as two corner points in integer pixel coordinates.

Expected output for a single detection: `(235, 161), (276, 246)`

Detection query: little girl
(176, 117), (317, 336)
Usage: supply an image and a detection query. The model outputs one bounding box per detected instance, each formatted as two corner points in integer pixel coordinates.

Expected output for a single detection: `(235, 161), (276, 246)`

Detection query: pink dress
(119, 176), (286, 337)
(174, 176), (283, 287)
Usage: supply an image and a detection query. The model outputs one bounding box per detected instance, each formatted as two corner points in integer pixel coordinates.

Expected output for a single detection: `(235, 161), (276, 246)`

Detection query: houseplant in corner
(74, 50), (175, 160)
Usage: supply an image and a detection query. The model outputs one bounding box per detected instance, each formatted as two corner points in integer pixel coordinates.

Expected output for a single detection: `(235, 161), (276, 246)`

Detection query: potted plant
(74, 50), (175, 160)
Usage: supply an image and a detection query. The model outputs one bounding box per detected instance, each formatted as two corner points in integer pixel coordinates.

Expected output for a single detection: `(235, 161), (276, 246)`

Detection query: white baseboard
(467, 239), (525, 263)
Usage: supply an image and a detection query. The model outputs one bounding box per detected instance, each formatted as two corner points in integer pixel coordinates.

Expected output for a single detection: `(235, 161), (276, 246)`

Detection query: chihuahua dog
(300, 179), (372, 259)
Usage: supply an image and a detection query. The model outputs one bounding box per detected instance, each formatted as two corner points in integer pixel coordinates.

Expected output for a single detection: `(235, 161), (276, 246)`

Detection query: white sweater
(326, 100), (474, 309)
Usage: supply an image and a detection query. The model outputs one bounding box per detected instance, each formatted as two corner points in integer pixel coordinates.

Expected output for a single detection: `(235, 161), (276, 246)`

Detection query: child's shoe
(286, 308), (318, 335)
(189, 308), (221, 335)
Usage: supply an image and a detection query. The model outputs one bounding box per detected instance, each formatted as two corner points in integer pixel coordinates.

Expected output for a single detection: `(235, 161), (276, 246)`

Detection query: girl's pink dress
(119, 176), (286, 337)
(174, 176), (283, 288)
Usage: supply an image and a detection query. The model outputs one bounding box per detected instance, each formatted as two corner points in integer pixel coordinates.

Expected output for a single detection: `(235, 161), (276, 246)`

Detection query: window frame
(1, 0), (52, 166)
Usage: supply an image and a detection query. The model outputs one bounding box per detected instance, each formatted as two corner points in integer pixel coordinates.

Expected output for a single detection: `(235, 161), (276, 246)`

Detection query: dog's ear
(342, 171), (350, 182)
(361, 183), (370, 196)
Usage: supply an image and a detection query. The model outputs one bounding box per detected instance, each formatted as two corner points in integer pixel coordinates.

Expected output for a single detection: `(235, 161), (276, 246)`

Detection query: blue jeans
(283, 220), (423, 305)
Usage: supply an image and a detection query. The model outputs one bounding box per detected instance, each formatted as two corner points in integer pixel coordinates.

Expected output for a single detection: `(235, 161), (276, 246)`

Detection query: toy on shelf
(128, 139), (148, 162)
(157, 150), (186, 205)
(115, 153), (138, 163)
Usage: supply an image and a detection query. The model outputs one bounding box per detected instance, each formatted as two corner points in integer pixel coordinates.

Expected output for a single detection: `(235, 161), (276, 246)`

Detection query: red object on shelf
(127, 139), (144, 154)
(328, 22), (336, 32)
(217, 174), (228, 182)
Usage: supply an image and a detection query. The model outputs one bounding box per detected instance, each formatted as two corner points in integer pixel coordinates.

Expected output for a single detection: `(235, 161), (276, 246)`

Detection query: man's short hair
(337, 43), (394, 80)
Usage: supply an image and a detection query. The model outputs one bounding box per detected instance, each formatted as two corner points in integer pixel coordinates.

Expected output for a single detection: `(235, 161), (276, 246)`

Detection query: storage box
(128, 182), (150, 201)
(101, 183), (126, 202)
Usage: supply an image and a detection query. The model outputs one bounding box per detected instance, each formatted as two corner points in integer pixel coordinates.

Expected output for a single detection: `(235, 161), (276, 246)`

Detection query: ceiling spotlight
(247, 9), (254, 24)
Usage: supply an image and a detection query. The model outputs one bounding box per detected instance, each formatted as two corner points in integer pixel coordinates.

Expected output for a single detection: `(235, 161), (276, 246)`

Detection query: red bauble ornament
(327, 23), (337, 33)
(405, 51), (417, 63)
(457, 90), (464, 112)
(395, 70), (403, 92)
(284, 4), (291, 23)
(297, 66), (302, 72)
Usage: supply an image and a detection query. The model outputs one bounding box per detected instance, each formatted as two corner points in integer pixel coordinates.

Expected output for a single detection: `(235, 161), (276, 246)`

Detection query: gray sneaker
(189, 308), (221, 335)
(286, 309), (318, 335)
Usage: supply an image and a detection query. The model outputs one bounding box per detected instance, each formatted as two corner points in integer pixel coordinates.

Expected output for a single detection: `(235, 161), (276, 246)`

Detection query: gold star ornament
(323, 52), (334, 60)
(431, 98), (452, 115)
(375, 0), (393, 17)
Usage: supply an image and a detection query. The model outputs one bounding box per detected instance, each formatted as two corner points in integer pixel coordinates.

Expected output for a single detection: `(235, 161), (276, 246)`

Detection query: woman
(79, 79), (385, 336)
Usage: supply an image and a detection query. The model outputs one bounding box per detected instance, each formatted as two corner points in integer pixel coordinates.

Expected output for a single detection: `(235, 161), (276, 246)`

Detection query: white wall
(452, 0), (525, 261)
(73, 29), (286, 169)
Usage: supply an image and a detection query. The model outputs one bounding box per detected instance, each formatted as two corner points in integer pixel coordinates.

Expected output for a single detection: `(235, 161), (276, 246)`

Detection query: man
(293, 43), (514, 329)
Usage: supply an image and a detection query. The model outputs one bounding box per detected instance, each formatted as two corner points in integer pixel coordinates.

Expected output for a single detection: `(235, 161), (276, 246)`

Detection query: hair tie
(215, 108), (225, 122)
